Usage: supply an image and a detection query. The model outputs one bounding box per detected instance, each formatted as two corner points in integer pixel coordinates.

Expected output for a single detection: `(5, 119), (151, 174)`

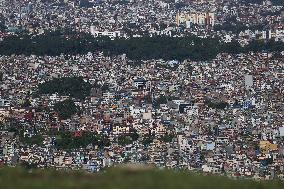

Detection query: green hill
(0, 166), (283, 189)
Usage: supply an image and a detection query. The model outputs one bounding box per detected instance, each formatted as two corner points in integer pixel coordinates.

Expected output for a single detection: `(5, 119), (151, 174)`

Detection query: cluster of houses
(0, 50), (283, 180)
(0, 0), (283, 181)
(0, 0), (283, 43)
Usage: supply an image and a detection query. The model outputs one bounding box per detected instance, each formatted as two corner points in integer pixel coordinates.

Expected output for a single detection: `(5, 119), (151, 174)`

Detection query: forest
(0, 32), (283, 61)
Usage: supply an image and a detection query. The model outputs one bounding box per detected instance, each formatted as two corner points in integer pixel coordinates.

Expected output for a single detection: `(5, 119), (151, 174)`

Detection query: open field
(0, 166), (284, 189)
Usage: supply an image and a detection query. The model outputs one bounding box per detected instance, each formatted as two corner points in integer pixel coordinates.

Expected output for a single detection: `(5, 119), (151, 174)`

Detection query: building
(176, 11), (215, 27)
(245, 75), (253, 90)
(133, 78), (151, 90)
(90, 26), (122, 39)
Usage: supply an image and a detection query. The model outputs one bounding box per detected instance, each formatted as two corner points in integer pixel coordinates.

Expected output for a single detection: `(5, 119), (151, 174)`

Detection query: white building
(90, 26), (122, 39)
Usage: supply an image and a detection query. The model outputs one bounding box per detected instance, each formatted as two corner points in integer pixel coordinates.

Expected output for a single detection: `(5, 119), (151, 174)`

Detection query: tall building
(245, 75), (253, 91)
(176, 11), (215, 27)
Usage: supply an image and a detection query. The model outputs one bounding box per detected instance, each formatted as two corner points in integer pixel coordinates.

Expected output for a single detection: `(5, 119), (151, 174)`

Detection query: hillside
(0, 166), (284, 189)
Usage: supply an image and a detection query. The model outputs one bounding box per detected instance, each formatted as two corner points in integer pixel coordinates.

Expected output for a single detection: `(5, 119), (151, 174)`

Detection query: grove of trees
(54, 99), (80, 120)
(55, 131), (110, 149)
(38, 76), (92, 100)
(0, 32), (283, 61)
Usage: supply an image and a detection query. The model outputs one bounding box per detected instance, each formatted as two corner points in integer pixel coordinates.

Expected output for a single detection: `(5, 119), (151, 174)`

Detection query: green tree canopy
(38, 77), (92, 99)
(54, 99), (80, 120)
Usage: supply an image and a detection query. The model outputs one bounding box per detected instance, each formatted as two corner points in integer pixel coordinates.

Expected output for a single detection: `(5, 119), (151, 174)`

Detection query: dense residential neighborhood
(0, 0), (283, 181)
(0, 51), (283, 179)
(0, 0), (283, 42)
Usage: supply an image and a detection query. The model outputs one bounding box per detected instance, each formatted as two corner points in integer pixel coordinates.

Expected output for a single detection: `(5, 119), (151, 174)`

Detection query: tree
(20, 134), (43, 146)
(0, 22), (6, 32)
(0, 14), (6, 32)
(54, 99), (79, 120)
(204, 98), (229, 110)
(155, 95), (168, 105)
(38, 77), (92, 99)
(0, 72), (3, 81)
(142, 134), (155, 146)
(129, 130), (139, 141)
(20, 161), (38, 170)
(118, 135), (133, 146)
(159, 133), (175, 143)
(22, 99), (31, 108)
(55, 131), (110, 149)
(0, 32), (284, 61)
